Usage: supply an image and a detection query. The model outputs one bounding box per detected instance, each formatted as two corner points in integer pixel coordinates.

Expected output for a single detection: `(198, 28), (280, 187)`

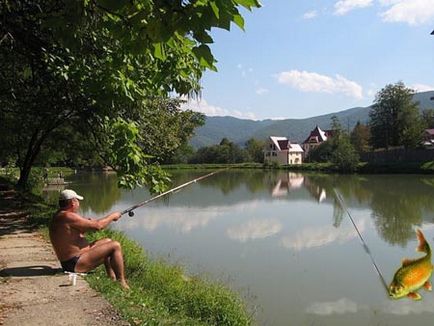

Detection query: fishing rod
(333, 189), (389, 292)
(121, 168), (230, 217)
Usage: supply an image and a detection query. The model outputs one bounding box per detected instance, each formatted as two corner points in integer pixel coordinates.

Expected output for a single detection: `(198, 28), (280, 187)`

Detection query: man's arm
(64, 211), (121, 232)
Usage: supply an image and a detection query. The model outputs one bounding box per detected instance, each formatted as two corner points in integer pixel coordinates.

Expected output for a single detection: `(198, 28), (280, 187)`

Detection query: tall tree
(0, 0), (260, 189)
(369, 82), (423, 150)
(350, 121), (370, 153)
(245, 138), (264, 163)
(422, 109), (434, 129)
(329, 117), (359, 172)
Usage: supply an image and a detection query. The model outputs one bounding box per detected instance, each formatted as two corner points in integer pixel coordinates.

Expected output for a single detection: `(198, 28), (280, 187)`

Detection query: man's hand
(112, 212), (122, 221)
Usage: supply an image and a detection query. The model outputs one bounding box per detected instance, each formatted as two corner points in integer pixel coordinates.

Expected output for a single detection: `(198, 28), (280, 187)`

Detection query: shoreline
(162, 161), (434, 174)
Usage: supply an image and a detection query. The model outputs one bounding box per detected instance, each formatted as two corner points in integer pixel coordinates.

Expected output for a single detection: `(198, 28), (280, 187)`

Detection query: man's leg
(76, 241), (129, 289)
(90, 239), (116, 280)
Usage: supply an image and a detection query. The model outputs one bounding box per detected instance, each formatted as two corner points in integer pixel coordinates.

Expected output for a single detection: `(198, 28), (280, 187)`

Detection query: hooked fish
(388, 229), (433, 300)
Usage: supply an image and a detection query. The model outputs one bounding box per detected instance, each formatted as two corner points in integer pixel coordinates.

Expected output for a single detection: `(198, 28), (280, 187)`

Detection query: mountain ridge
(190, 91), (434, 148)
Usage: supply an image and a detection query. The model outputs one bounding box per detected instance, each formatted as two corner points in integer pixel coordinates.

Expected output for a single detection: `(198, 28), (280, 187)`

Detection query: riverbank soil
(0, 187), (129, 326)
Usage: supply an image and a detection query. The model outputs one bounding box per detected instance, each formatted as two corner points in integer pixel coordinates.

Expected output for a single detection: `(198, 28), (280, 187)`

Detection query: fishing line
(121, 168), (230, 217)
(333, 189), (389, 292)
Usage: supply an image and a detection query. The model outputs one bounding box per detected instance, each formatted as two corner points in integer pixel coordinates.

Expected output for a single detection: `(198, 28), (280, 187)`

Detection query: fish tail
(416, 229), (430, 254)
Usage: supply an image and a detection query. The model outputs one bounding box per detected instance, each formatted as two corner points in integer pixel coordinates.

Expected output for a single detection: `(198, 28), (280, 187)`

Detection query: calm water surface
(45, 170), (434, 325)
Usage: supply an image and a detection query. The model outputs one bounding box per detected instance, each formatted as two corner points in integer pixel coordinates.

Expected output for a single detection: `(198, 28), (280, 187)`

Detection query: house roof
(426, 129), (434, 135)
(288, 144), (303, 153)
(269, 136), (288, 150)
(303, 126), (328, 144)
(268, 136), (303, 152)
(277, 140), (289, 150)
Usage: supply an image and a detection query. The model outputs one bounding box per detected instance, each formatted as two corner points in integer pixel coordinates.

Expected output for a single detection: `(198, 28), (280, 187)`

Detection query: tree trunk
(16, 130), (47, 189)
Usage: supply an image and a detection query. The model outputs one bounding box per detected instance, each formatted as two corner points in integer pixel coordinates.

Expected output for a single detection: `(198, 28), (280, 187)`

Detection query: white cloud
(280, 220), (365, 251)
(181, 98), (257, 120)
(306, 298), (359, 315)
(123, 207), (221, 233)
(380, 0), (434, 26)
(334, 0), (373, 15)
(381, 295), (434, 314)
(303, 10), (318, 19)
(227, 218), (283, 242)
(411, 83), (434, 92)
(276, 70), (363, 99)
(256, 87), (269, 95)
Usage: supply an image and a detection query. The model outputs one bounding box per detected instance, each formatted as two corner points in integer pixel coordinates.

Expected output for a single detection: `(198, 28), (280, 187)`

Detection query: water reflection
(271, 172), (304, 197)
(59, 170), (434, 248)
(280, 220), (366, 251)
(306, 298), (360, 316)
(227, 218), (283, 242)
(122, 207), (222, 233)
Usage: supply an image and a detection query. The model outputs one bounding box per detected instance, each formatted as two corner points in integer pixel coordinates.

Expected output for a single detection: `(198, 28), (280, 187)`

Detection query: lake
(44, 170), (434, 325)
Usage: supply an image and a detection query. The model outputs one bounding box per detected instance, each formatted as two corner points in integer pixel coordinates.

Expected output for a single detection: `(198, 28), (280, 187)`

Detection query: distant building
(264, 136), (304, 165)
(422, 129), (434, 149)
(302, 125), (334, 157)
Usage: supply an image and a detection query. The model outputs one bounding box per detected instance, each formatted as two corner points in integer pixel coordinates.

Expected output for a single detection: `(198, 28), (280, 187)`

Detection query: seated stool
(64, 271), (87, 286)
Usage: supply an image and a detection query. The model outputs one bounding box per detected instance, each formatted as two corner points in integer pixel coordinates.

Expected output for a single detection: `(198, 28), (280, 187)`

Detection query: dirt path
(0, 188), (129, 326)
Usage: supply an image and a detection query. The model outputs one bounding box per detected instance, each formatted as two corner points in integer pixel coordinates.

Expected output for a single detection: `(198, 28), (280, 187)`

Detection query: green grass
(86, 230), (252, 325)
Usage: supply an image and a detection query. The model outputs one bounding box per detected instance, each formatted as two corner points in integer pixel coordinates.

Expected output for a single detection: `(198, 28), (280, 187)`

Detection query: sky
(182, 0), (434, 120)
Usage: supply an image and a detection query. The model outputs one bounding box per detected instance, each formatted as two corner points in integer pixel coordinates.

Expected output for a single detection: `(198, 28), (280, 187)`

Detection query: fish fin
(401, 258), (413, 267)
(424, 281), (432, 291)
(407, 292), (422, 301)
(416, 229), (428, 253)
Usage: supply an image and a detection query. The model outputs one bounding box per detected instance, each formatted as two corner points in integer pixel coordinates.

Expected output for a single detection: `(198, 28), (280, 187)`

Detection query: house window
(272, 152), (277, 156)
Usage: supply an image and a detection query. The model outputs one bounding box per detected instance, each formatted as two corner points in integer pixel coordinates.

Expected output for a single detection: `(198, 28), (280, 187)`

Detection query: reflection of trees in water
(364, 176), (434, 247)
(200, 170), (268, 195)
(73, 172), (122, 214)
(297, 174), (434, 246)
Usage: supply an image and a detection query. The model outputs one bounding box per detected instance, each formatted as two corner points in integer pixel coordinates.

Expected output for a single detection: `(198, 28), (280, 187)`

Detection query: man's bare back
(49, 189), (129, 289)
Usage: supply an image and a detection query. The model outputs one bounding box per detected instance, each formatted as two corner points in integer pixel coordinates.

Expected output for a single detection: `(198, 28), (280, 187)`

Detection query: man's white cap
(59, 189), (84, 201)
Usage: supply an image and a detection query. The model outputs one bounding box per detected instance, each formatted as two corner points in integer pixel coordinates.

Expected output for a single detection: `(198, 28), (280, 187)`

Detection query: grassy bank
(0, 181), (253, 325)
(163, 161), (434, 174)
(86, 230), (252, 325)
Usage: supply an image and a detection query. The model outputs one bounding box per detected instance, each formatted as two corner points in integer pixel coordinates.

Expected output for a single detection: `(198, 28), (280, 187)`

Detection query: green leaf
(210, 1), (219, 19)
(192, 44), (215, 68)
(153, 43), (166, 60)
(233, 14), (244, 30)
(235, 0), (261, 9)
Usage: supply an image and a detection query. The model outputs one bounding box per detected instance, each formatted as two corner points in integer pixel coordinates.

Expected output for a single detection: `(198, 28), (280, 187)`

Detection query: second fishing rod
(121, 168), (230, 217)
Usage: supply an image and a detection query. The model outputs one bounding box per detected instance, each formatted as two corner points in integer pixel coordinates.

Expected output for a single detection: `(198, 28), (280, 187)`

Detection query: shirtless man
(49, 189), (129, 289)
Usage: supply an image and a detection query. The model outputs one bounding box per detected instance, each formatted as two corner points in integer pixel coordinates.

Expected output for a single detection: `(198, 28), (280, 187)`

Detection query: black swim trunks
(60, 256), (81, 272)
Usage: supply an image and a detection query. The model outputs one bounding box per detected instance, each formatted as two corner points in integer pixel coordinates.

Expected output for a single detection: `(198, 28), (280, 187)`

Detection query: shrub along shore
(0, 178), (253, 325)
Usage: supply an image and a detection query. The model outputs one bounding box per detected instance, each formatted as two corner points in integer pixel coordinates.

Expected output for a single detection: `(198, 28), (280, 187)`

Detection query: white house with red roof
(302, 125), (334, 157)
(264, 136), (304, 165)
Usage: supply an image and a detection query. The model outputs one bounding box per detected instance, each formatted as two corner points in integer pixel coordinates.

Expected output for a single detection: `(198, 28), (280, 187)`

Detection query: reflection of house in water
(303, 177), (327, 203)
(271, 173), (305, 197)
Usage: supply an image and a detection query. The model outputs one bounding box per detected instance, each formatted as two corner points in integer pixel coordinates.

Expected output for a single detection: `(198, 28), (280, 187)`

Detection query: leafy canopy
(0, 0), (260, 190)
